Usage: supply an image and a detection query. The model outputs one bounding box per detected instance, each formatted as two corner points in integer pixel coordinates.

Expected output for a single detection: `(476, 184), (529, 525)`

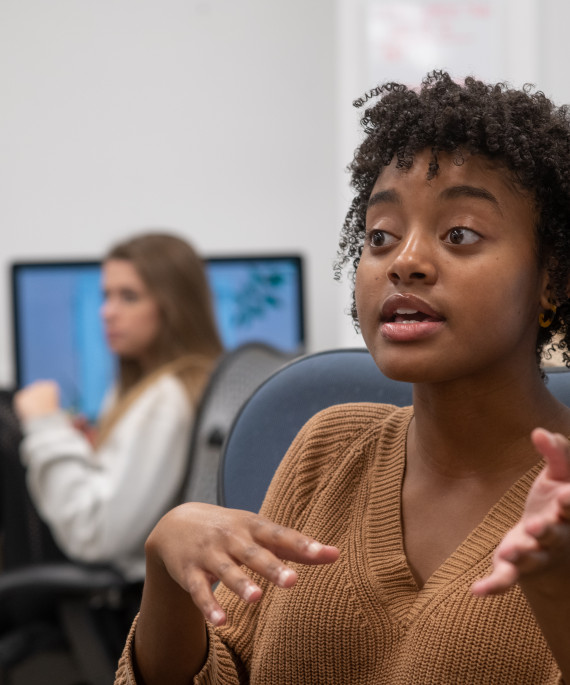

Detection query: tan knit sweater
(115, 403), (562, 684)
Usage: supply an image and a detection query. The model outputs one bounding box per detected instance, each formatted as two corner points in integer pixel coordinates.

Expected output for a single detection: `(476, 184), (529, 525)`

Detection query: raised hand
(472, 427), (570, 597)
(145, 502), (340, 626)
(14, 380), (60, 421)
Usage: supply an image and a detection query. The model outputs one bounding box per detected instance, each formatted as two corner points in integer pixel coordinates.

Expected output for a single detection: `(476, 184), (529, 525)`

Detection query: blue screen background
(13, 257), (304, 422)
(206, 259), (302, 352)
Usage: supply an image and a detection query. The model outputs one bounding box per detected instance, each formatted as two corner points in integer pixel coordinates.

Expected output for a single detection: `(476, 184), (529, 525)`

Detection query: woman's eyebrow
(439, 185), (502, 213)
(367, 188), (401, 208)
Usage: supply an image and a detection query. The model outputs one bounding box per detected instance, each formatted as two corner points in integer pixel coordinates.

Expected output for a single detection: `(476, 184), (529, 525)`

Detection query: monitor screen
(11, 255), (304, 422)
(205, 256), (304, 353)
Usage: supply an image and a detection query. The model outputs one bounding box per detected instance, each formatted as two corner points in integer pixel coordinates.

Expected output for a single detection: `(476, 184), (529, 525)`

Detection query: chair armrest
(0, 562), (126, 607)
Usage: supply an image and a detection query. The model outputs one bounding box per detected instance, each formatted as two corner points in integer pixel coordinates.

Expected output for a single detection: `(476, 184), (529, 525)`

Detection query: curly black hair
(335, 70), (570, 366)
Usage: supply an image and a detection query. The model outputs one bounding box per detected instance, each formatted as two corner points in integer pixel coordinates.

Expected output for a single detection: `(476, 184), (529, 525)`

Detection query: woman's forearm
(134, 544), (208, 685)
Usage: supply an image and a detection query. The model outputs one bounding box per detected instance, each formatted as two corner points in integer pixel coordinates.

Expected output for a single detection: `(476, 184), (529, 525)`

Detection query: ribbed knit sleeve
(115, 615), (137, 685)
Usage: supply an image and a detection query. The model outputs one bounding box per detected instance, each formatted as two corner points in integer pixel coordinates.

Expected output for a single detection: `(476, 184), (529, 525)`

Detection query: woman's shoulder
(302, 401), (412, 440)
(113, 373), (192, 430)
(277, 402), (411, 484)
(263, 402), (412, 527)
(136, 372), (189, 404)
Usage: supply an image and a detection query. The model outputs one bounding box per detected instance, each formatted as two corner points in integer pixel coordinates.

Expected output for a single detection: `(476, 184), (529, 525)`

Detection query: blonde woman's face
(101, 259), (161, 365)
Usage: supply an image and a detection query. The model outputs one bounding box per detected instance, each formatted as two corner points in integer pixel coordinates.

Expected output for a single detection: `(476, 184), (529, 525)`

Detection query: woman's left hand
(14, 380), (61, 421)
(472, 427), (570, 597)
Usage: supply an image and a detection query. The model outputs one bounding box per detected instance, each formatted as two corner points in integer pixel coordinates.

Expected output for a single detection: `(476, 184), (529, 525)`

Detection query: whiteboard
(366, 0), (508, 87)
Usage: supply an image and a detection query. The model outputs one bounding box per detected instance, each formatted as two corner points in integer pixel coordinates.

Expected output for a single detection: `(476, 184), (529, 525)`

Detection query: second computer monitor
(11, 254), (304, 421)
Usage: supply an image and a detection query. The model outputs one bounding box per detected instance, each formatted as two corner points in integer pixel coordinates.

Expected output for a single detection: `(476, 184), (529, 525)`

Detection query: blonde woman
(14, 233), (223, 580)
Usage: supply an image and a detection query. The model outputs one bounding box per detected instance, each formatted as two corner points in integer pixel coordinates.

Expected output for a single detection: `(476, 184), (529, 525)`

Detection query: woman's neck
(408, 366), (570, 481)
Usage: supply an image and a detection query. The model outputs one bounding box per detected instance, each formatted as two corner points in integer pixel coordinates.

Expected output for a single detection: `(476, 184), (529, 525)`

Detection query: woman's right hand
(145, 501), (340, 626)
(14, 380), (60, 421)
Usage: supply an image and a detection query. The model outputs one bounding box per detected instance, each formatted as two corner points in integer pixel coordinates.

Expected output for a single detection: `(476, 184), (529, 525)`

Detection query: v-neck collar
(349, 406), (544, 627)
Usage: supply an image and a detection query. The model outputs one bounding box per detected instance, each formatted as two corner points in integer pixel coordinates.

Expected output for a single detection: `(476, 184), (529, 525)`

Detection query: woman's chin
(107, 343), (122, 356)
(374, 354), (449, 385)
(107, 342), (135, 359)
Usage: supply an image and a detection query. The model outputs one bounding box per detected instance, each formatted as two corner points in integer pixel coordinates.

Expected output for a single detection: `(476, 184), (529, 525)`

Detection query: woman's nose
(387, 232), (437, 285)
(101, 299), (115, 321)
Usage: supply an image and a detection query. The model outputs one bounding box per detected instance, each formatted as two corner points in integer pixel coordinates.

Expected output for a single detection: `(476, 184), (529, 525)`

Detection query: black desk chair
(218, 349), (570, 514)
(0, 390), (140, 685)
(182, 343), (293, 505)
(0, 343), (293, 683)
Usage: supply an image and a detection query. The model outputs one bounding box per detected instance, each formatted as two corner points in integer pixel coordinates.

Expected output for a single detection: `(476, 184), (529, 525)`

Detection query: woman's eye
(121, 290), (140, 303)
(445, 227), (480, 245)
(367, 230), (396, 248)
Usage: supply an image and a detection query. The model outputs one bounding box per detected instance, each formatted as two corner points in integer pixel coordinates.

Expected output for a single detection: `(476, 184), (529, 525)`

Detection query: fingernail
(210, 609), (224, 625)
(243, 583), (258, 601)
(306, 541), (323, 556)
(277, 568), (295, 586)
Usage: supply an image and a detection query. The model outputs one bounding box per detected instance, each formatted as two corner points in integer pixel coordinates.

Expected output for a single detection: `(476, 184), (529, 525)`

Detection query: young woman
(14, 232), (223, 580)
(115, 74), (570, 683)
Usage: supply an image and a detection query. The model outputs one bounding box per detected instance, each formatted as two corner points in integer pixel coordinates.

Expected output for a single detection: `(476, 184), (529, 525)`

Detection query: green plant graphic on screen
(232, 270), (285, 328)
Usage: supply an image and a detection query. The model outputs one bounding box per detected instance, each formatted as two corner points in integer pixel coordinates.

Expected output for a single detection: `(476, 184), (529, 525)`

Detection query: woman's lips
(381, 319), (444, 341)
(105, 331), (122, 344)
(380, 296), (445, 342)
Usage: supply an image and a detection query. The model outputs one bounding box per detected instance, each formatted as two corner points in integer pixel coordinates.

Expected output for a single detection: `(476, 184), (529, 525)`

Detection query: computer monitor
(205, 256), (304, 352)
(11, 255), (304, 422)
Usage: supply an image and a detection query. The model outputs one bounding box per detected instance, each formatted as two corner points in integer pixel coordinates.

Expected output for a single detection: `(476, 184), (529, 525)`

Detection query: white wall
(0, 0), (352, 387)
(335, 0), (570, 346)
(2, 0), (570, 386)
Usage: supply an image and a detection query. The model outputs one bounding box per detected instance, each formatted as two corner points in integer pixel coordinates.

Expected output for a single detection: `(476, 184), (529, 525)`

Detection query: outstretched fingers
(166, 507), (340, 624)
(213, 519), (339, 601)
(472, 428), (570, 598)
(152, 502), (341, 627)
(526, 513), (570, 545)
(471, 557), (518, 596)
(245, 517), (340, 566)
(183, 568), (229, 626)
(531, 428), (570, 482)
(178, 543), (276, 626)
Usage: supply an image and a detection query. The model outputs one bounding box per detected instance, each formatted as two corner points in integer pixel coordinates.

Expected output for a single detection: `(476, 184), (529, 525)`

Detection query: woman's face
(355, 149), (550, 385)
(101, 259), (162, 365)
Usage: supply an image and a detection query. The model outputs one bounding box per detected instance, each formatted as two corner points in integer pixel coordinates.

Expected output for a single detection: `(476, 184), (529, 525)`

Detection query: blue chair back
(218, 348), (413, 512)
(545, 367), (570, 406)
(218, 350), (570, 514)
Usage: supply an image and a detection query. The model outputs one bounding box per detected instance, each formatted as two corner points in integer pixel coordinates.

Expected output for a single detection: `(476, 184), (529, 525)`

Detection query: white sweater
(19, 374), (193, 580)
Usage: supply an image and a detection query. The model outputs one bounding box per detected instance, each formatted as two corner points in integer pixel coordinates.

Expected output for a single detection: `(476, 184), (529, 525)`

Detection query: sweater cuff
(193, 622), (242, 685)
(115, 613), (138, 684)
(22, 409), (71, 436)
(114, 616), (241, 685)
(19, 410), (91, 468)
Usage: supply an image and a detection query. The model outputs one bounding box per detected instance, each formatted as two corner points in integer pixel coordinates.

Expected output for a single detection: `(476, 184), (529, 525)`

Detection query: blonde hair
(95, 232), (223, 446)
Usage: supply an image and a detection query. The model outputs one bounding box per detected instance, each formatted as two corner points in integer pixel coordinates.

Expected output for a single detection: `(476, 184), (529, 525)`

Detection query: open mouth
(390, 308), (441, 324)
